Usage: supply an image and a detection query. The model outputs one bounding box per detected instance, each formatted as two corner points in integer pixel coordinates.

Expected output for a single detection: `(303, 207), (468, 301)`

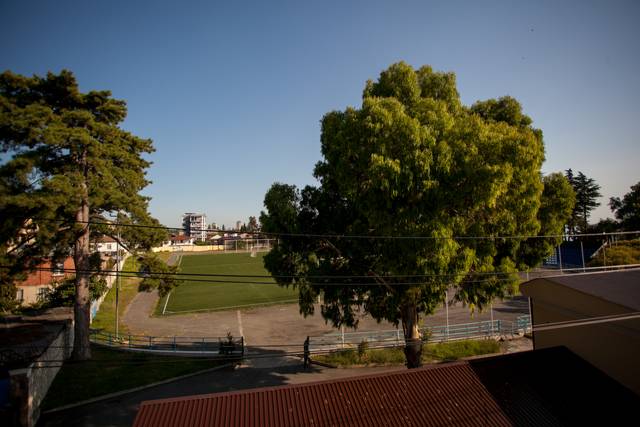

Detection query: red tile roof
(133, 363), (511, 427)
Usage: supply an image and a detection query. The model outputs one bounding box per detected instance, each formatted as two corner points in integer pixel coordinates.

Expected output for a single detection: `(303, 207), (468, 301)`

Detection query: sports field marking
(237, 310), (244, 344)
(162, 291), (172, 315)
(163, 299), (299, 315)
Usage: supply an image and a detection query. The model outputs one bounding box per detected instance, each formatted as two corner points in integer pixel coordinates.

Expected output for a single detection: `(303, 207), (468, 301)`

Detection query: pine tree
(0, 70), (165, 359)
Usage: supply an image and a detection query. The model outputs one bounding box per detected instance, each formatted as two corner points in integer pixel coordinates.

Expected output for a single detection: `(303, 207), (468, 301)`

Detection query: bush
(357, 339), (369, 359)
(425, 339), (501, 362)
(588, 240), (640, 267)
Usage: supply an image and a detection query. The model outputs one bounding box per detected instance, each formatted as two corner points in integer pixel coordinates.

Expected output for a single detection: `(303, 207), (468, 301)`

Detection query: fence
(308, 316), (531, 353)
(90, 331), (244, 356)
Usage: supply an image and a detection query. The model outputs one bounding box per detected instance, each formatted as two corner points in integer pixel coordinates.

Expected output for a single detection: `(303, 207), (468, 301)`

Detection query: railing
(90, 331), (244, 356)
(309, 316), (531, 353)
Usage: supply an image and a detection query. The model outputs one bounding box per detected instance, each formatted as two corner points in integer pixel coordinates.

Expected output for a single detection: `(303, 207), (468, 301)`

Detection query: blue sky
(2, 0), (638, 228)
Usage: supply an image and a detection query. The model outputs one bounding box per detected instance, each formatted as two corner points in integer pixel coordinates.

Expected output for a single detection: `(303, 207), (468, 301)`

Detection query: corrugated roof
(134, 363), (511, 427)
(133, 347), (640, 427)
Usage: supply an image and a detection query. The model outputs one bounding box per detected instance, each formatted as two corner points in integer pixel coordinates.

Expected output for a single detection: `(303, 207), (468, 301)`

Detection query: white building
(93, 235), (119, 256)
(183, 213), (207, 242)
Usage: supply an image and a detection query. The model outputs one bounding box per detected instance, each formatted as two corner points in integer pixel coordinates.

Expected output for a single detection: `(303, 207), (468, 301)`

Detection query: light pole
(109, 211), (121, 338)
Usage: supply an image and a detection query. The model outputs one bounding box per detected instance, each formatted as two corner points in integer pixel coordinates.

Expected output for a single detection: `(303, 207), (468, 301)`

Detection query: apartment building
(182, 213), (207, 242)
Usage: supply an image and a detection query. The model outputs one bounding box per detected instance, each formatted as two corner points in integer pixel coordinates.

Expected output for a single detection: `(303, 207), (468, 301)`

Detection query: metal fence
(309, 315), (531, 353)
(90, 331), (245, 356)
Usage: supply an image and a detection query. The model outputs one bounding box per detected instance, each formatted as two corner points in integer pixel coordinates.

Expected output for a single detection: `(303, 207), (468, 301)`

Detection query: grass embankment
(314, 339), (502, 367)
(42, 344), (222, 410)
(91, 256), (142, 335)
(156, 252), (297, 315)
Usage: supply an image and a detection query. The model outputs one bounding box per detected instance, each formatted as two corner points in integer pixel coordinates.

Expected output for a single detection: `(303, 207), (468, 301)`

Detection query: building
(182, 213), (207, 242)
(161, 234), (196, 248)
(15, 257), (75, 305)
(92, 235), (119, 257)
(520, 269), (640, 395)
(133, 347), (639, 427)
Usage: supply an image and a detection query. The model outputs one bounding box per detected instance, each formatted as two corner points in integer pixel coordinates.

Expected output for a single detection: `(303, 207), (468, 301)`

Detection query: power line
(27, 216), (640, 241)
(0, 265), (524, 286)
(4, 263), (639, 284)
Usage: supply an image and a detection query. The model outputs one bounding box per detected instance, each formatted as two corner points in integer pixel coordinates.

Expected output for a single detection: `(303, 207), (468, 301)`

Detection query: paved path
(123, 291), (530, 349)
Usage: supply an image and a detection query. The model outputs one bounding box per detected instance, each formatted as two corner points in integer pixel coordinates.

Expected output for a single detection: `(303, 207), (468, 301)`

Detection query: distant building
(92, 235), (119, 257)
(161, 234), (196, 247)
(15, 257), (75, 305)
(182, 213), (207, 242)
(235, 220), (242, 231)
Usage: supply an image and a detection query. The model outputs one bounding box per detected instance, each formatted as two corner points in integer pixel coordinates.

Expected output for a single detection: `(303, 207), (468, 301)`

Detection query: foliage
(260, 62), (572, 368)
(357, 339), (369, 359)
(587, 240), (640, 267)
(588, 218), (620, 234)
(0, 70), (166, 359)
(423, 339), (500, 362)
(517, 173), (575, 266)
(314, 339), (501, 366)
(247, 216), (259, 232)
(565, 169), (602, 233)
(610, 182), (640, 231)
(43, 275), (107, 308)
(137, 253), (183, 297)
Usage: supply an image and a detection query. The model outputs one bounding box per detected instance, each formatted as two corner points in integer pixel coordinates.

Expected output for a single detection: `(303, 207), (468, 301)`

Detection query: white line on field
(237, 310), (245, 345)
(162, 299), (299, 314)
(162, 292), (172, 315)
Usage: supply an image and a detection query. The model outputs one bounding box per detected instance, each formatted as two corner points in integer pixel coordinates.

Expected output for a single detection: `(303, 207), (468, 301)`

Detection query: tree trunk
(401, 302), (422, 369)
(72, 152), (92, 360)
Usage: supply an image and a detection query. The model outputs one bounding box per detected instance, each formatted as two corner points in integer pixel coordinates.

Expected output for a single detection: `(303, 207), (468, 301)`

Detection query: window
(37, 287), (49, 301)
(106, 243), (112, 250)
(16, 289), (24, 302)
(52, 262), (65, 276)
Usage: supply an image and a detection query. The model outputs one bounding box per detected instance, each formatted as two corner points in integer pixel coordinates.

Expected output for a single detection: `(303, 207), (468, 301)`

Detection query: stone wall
(7, 320), (73, 427)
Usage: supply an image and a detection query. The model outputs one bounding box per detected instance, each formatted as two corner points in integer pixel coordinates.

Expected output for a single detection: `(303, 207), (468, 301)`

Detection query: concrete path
(123, 291), (530, 348)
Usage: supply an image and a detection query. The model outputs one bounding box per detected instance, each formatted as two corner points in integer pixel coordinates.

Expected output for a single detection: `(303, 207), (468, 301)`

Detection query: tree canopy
(609, 182), (640, 231)
(0, 70), (166, 358)
(565, 169), (602, 233)
(260, 62), (574, 368)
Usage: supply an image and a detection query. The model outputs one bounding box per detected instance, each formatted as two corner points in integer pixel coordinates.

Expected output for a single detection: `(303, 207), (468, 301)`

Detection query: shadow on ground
(492, 296), (529, 315)
(38, 346), (327, 427)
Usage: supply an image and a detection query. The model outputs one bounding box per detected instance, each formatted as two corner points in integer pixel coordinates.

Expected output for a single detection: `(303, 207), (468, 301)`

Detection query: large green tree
(0, 70), (166, 359)
(609, 182), (640, 231)
(565, 169), (602, 233)
(261, 62), (573, 368)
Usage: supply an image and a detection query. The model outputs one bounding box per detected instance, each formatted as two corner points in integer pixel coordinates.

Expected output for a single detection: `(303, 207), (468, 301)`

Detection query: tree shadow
(38, 344), (323, 427)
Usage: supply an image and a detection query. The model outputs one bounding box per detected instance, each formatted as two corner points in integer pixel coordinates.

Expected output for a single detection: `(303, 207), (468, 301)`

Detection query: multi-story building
(182, 213), (207, 242)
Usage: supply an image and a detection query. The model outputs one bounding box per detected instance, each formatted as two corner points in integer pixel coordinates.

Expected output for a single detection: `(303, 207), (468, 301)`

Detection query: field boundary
(161, 299), (299, 316)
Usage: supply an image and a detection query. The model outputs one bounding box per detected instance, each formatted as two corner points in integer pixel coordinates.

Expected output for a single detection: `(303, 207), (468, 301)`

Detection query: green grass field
(156, 252), (297, 315)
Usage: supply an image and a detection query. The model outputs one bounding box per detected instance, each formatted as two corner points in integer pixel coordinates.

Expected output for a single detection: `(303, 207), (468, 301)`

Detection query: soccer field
(156, 252), (298, 315)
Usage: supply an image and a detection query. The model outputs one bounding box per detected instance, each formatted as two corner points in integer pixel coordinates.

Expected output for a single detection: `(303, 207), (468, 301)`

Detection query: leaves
(260, 62), (573, 335)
